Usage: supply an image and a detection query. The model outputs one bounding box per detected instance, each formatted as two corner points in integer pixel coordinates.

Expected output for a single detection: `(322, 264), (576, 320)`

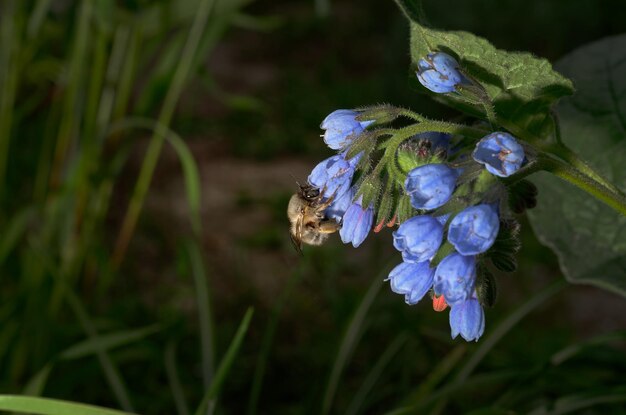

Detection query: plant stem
(534, 154), (626, 216)
(111, 0), (215, 268)
(545, 142), (624, 196)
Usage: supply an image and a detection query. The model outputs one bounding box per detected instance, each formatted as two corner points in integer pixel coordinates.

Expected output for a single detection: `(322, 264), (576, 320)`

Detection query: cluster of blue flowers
(302, 51), (529, 342)
(308, 110), (375, 248)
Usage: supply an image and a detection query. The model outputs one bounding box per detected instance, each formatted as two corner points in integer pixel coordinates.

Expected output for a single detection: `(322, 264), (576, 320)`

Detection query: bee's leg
(317, 188), (340, 210)
(318, 219), (341, 234)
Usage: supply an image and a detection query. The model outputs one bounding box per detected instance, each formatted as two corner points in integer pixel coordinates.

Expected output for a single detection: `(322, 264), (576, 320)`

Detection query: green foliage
(0, 395), (136, 415)
(528, 34), (626, 297)
(396, 0), (574, 139)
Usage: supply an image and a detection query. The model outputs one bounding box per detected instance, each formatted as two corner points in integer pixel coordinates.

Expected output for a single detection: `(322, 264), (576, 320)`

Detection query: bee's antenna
(288, 173), (301, 186)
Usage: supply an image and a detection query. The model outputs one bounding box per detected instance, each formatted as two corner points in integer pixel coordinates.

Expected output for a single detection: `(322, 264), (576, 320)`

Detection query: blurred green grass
(1, 0), (625, 414)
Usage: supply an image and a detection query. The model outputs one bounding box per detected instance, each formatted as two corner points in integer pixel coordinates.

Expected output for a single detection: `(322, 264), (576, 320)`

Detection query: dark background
(1, 0), (626, 414)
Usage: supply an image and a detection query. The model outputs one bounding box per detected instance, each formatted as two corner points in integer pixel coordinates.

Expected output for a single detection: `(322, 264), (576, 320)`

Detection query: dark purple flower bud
(448, 204), (500, 255)
(416, 52), (467, 93)
(386, 261), (435, 305)
(321, 109), (374, 150)
(434, 253), (476, 306)
(340, 199), (374, 248)
(393, 215), (444, 263)
(405, 163), (458, 210)
(473, 132), (525, 177)
(449, 297), (485, 342)
(415, 132), (452, 154)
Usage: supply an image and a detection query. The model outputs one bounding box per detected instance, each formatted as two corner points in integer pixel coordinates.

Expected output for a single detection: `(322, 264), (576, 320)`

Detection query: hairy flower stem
(545, 142), (624, 197)
(515, 153), (626, 216)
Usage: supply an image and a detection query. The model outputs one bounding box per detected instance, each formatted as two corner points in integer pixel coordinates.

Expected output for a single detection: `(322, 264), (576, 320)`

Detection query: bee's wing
(290, 216), (304, 255)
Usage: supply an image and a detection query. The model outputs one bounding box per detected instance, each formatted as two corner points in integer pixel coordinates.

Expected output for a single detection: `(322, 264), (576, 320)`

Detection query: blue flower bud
(434, 253), (476, 306)
(473, 132), (525, 177)
(449, 297), (485, 342)
(393, 215), (444, 263)
(416, 52), (466, 94)
(308, 154), (354, 199)
(321, 109), (374, 150)
(340, 199), (374, 248)
(386, 261), (434, 305)
(405, 164), (458, 210)
(448, 204), (500, 255)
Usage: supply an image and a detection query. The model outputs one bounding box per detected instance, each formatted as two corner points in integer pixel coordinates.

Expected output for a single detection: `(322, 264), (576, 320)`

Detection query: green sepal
(345, 130), (377, 161)
(476, 265), (498, 308)
(431, 241), (454, 268)
(396, 148), (426, 176)
(485, 219), (521, 273)
(376, 179), (398, 227)
(394, 194), (416, 224)
(490, 253), (517, 273)
(507, 179), (538, 214)
(356, 176), (381, 209)
(356, 104), (403, 125)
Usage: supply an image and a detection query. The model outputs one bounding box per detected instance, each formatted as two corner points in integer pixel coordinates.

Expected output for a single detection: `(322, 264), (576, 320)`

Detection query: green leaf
(0, 395), (136, 415)
(401, 0), (573, 138)
(195, 307), (254, 415)
(527, 34), (626, 297)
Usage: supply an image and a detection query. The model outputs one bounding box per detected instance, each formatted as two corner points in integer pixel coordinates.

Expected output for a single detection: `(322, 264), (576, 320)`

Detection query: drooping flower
(340, 199), (374, 248)
(448, 204), (500, 255)
(308, 154), (355, 199)
(449, 296), (485, 342)
(473, 132), (525, 177)
(405, 163), (458, 210)
(321, 109), (374, 150)
(433, 253), (476, 306)
(326, 186), (355, 222)
(392, 215), (444, 263)
(386, 261), (435, 305)
(416, 52), (467, 94)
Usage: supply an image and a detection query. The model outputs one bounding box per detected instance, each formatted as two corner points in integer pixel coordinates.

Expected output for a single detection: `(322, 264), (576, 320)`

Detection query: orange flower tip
(432, 294), (448, 312)
(386, 215), (397, 228)
(373, 220), (385, 233)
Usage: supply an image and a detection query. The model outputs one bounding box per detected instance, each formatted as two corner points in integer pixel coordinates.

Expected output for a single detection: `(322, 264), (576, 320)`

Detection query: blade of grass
(550, 330), (626, 365)
(0, 207), (35, 266)
(195, 307), (254, 415)
(0, 0), (20, 193)
(345, 333), (408, 415)
(528, 389), (626, 415)
(0, 395), (137, 415)
(384, 371), (522, 415)
(455, 280), (566, 383)
(426, 280), (566, 415)
(247, 262), (306, 415)
(165, 341), (191, 415)
(321, 260), (394, 415)
(106, 116), (204, 234)
(22, 364), (53, 396)
(402, 344), (466, 406)
(169, 137), (203, 235)
(62, 287), (135, 412)
(60, 324), (160, 360)
(26, 0), (51, 39)
(187, 240), (215, 388)
(112, 0), (216, 267)
(49, 0), (91, 188)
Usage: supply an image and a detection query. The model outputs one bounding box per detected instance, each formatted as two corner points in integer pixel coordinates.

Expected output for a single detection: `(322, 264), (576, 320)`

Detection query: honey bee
(287, 183), (340, 252)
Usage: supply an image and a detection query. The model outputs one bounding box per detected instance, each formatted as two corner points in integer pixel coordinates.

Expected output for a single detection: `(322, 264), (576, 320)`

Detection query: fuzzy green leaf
(402, 0), (574, 138)
(528, 34), (626, 297)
